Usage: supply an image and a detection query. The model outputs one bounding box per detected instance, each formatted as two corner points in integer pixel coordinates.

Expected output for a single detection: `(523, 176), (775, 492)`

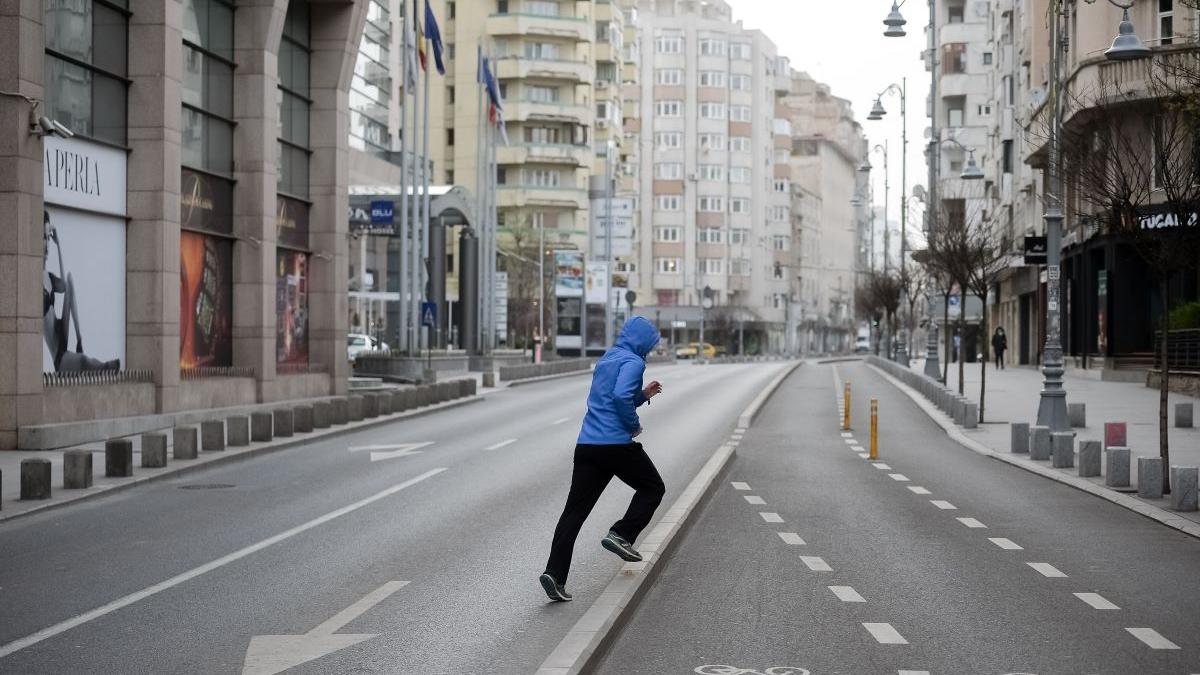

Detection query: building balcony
(486, 12), (591, 42)
(505, 100), (592, 125)
(497, 185), (588, 210)
(494, 56), (594, 83)
(496, 143), (591, 168)
(939, 71), (989, 98)
(938, 22), (987, 47)
(596, 41), (618, 65)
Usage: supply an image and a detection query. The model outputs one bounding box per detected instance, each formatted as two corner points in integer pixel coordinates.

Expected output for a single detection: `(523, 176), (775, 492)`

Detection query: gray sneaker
(539, 573), (573, 602)
(601, 531), (643, 562)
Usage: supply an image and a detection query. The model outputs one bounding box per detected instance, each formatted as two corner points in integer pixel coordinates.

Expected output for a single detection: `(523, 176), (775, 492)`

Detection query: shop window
(44, 0), (130, 144)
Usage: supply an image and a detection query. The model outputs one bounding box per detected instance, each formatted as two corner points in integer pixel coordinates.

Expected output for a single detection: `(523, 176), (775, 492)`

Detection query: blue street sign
(421, 301), (437, 327)
(370, 200), (394, 223)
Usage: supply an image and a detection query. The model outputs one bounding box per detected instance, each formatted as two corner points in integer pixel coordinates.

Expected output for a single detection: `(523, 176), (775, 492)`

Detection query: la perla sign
(43, 136), (127, 217)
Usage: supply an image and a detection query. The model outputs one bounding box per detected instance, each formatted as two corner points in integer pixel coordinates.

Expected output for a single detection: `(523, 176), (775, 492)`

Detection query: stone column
(0, 1), (48, 448)
(231, 0), (287, 402)
(307, 0), (367, 396)
(126, 0), (184, 413)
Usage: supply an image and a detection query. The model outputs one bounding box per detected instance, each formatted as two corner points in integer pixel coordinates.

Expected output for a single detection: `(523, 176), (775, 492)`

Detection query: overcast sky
(732, 0), (932, 240)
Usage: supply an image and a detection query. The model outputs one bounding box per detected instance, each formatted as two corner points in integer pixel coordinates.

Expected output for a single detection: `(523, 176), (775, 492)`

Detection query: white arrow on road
(348, 441), (433, 462)
(242, 580), (409, 675)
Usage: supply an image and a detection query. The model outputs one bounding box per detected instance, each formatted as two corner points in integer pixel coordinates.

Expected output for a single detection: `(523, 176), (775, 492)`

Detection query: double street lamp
(865, 80), (909, 363)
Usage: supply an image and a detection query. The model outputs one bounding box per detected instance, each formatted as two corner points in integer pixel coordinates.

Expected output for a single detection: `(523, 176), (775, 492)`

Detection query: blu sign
(370, 200), (394, 224)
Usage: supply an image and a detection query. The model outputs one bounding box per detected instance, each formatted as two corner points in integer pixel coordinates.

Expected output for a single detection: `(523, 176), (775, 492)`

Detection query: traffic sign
(421, 301), (437, 327)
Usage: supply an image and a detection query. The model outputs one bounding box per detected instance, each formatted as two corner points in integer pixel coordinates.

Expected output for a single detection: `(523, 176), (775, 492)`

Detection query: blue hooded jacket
(577, 316), (661, 445)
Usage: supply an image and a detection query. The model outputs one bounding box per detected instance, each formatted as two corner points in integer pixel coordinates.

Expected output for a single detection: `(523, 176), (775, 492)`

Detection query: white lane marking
(1075, 592), (1119, 610)
(731, 481), (751, 490)
(0, 468), (446, 661)
(930, 500), (957, 510)
(484, 438), (517, 451)
(828, 585), (865, 602)
(897, 671), (931, 675)
(862, 622), (908, 645)
(242, 580), (409, 674)
(759, 512), (784, 523)
(956, 517), (987, 529)
(889, 473), (910, 482)
(872, 463), (892, 470)
(777, 532), (806, 545)
(908, 486), (932, 495)
(729, 441), (740, 447)
(844, 439), (857, 445)
(849, 445), (864, 452)
(857, 453), (870, 459)
(840, 432), (853, 437)
(1027, 562), (1067, 577)
(799, 556), (832, 572)
(989, 537), (1023, 550)
(731, 433), (744, 439)
(1126, 627), (1180, 649)
(550, 417), (570, 426)
(744, 495), (766, 505)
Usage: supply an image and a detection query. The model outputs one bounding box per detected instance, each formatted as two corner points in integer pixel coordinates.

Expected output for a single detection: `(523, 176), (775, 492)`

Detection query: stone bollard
(1030, 426), (1052, 461)
(1169, 466), (1198, 512)
(63, 450), (93, 489)
(482, 371), (497, 388)
(1068, 402), (1086, 428)
(273, 408), (295, 438)
(414, 386), (430, 407)
(390, 390), (407, 413)
(20, 458), (52, 500)
(1137, 456), (1164, 499)
(105, 439), (134, 477)
(376, 393), (392, 416)
(201, 420), (226, 451)
(1010, 423), (1030, 454)
(362, 394), (379, 418)
(963, 402), (978, 429)
(952, 398), (965, 426)
(439, 382), (454, 402)
(1078, 440), (1101, 477)
(1105, 447), (1131, 487)
(141, 432), (168, 468)
(402, 389), (419, 410)
(312, 401), (332, 429)
(1176, 403), (1194, 429)
(251, 412), (273, 442)
(226, 415), (250, 447)
(293, 405), (314, 433)
(173, 426), (199, 460)
(464, 378), (477, 396)
(331, 397), (348, 425)
(1104, 422), (1127, 449)
(1051, 432), (1075, 469)
(423, 368), (438, 384)
(347, 396), (364, 422)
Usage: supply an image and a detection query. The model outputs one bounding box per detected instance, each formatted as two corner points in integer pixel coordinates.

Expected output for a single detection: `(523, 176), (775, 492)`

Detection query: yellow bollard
(842, 382), (851, 430)
(870, 397), (879, 460)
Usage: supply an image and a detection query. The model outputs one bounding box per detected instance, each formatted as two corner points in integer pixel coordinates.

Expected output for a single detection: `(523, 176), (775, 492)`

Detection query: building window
(278, 2), (311, 199)
(698, 228), (723, 243)
(730, 105), (752, 122)
(655, 35), (683, 54)
(699, 38), (726, 56)
(654, 162), (683, 179)
(698, 196), (725, 212)
(982, 51), (993, 65)
(698, 164), (724, 181)
(729, 198), (749, 213)
(699, 102), (726, 119)
(654, 226), (682, 242)
(524, 41), (560, 60)
(1159, 0), (1174, 45)
(946, 96), (965, 127)
(525, 126), (562, 144)
(654, 194), (682, 211)
(948, 2), (964, 23)
(698, 258), (723, 275)
(654, 131), (683, 148)
(730, 136), (752, 152)
(729, 74), (751, 91)
(525, 169), (562, 187)
(655, 68), (683, 85)
(731, 258), (751, 276)
(654, 100), (683, 117)
(699, 133), (726, 150)
(699, 71), (727, 88)
(527, 0), (559, 17)
(730, 42), (751, 60)
(729, 167), (751, 183)
(182, 0), (236, 177)
(772, 234), (790, 250)
(1002, 139), (1013, 174)
(943, 43), (967, 74)
(448, 1), (456, 18)
(351, 0), (391, 152)
(526, 85), (559, 103)
(773, 179), (789, 193)
(44, 0), (130, 145)
(729, 229), (748, 245)
(655, 257), (681, 274)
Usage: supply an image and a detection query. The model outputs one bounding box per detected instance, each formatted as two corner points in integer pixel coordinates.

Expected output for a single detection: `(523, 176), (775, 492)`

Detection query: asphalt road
(594, 360), (1200, 675)
(0, 360), (789, 675)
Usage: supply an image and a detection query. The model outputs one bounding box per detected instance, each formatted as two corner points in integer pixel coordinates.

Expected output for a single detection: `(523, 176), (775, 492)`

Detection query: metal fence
(180, 366), (256, 380)
(43, 369), (154, 388)
(1156, 329), (1200, 373)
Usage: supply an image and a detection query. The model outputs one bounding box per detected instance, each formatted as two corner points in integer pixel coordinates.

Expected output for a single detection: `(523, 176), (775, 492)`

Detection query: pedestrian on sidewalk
(539, 316), (666, 602)
(991, 327), (1007, 370)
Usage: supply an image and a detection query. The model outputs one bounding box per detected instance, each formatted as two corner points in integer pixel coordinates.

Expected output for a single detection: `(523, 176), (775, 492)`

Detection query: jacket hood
(615, 316), (660, 358)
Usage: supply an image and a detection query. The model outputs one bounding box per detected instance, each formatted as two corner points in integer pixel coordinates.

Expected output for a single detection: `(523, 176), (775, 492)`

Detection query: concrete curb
(503, 368), (594, 388)
(864, 362), (1200, 541)
(535, 359), (803, 675)
(0, 395), (484, 526)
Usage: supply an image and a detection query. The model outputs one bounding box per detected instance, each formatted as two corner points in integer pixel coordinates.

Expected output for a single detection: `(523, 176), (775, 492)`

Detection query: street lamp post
(867, 79), (909, 364)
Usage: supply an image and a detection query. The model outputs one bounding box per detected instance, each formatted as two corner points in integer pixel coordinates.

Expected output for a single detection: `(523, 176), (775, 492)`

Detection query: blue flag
(424, 1), (445, 75)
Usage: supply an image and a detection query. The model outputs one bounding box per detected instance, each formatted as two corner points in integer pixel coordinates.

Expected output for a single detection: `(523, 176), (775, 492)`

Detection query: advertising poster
(554, 251), (584, 298)
(585, 261), (609, 304)
(180, 231), (233, 368)
(41, 207), (126, 372)
(588, 197), (634, 257)
(276, 250), (309, 365)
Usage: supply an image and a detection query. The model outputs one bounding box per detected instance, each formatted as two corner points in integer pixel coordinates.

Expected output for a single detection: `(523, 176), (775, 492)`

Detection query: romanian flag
(415, 0), (427, 71)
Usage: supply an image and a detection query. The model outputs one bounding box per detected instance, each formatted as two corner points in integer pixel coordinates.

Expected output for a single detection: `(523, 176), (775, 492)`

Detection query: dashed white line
(828, 585), (865, 602)
(956, 517), (987, 529)
(550, 417), (570, 426)
(929, 500), (957, 510)
(872, 463), (892, 470)
(744, 495), (766, 505)
(889, 473), (910, 482)
(731, 482), (751, 490)
(1075, 592), (1119, 610)
(484, 438), (517, 451)
(1126, 627), (1180, 649)
(1027, 562), (1067, 578)
(989, 537), (1023, 550)
(849, 445), (864, 452)
(799, 556), (832, 572)
(857, 453), (870, 459)
(862, 622), (908, 645)
(908, 486), (932, 495)
(844, 438), (857, 445)
(840, 432), (853, 438)
(777, 532), (806, 545)
(898, 671), (931, 675)
(759, 512), (784, 523)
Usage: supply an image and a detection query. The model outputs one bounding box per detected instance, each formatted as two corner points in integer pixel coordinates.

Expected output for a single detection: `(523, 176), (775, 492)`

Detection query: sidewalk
(908, 357), (1200, 527)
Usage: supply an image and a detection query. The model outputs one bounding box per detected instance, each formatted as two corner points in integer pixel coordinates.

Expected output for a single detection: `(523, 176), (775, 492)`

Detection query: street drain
(178, 483), (235, 490)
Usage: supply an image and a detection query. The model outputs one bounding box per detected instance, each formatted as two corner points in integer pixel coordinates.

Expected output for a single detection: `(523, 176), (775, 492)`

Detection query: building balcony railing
(494, 56), (594, 83)
(497, 185), (588, 210)
(504, 99), (592, 125)
(486, 12), (591, 42)
(496, 143), (591, 167)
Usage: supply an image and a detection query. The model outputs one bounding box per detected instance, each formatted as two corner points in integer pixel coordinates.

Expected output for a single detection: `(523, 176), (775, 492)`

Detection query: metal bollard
(870, 397), (879, 461)
(843, 382), (851, 431)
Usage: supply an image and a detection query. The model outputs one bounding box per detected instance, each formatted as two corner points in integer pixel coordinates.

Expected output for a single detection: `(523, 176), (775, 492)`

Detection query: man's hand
(642, 380), (663, 401)
(632, 426), (643, 438)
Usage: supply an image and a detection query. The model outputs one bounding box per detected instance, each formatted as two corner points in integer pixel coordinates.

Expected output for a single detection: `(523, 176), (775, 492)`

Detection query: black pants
(544, 442), (665, 584)
(995, 351), (1005, 369)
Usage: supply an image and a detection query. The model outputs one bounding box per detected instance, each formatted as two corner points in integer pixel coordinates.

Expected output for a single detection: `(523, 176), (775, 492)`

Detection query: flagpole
(475, 46), (486, 355)
(409, 22), (422, 355)
(420, 15), (432, 353)
(397, 9), (410, 354)
(487, 108), (497, 353)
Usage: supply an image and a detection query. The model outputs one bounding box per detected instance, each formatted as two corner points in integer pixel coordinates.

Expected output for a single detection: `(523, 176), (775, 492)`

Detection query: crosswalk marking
(863, 622), (908, 645)
(907, 486), (932, 495)
(759, 512), (784, 523)
(828, 585), (865, 602)
(930, 500), (957, 510)
(1027, 562), (1067, 577)
(1126, 627), (1179, 649)
(744, 495), (766, 505)
(731, 482), (751, 490)
(956, 517), (987, 529)
(777, 532), (805, 545)
(1075, 592), (1119, 610)
(800, 556), (832, 572)
(872, 463), (892, 470)
(989, 537), (1023, 550)
(889, 474), (910, 482)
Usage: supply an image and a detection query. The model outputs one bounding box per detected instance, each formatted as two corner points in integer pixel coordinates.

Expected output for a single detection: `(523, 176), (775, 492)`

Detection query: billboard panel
(180, 231), (233, 368)
(554, 251), (584, 298)
(585, 261), (609, 304)
(276, 250), (309, 365)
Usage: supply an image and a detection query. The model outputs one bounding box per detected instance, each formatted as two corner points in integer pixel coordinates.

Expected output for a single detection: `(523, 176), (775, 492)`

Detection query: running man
(539, 316), (666, 602)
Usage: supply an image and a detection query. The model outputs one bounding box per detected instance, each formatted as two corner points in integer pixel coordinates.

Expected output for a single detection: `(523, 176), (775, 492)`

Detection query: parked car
(854, 335), (870, 354)
(675, 342), (717, 359)
(347, 333), (388, 361)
